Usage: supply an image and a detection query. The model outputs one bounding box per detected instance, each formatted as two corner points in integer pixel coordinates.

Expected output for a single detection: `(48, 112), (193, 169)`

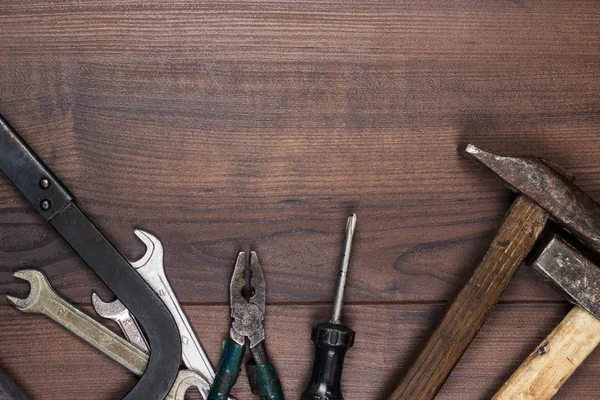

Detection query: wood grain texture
(389, 196), (548, 400)
(493, 306), (600, 400)
(1, 303), (599, 400)
(0, 0), (599, 399)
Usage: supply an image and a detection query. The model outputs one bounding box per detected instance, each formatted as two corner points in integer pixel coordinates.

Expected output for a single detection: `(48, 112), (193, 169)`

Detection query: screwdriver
(301, 213), (357, 400)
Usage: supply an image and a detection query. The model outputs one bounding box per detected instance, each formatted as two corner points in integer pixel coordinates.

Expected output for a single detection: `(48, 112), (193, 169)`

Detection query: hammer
(493, 236), (600, 399)
(389, 144), (600, 400)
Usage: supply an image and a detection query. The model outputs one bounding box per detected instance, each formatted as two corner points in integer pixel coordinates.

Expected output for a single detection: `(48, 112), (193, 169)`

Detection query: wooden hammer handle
(388, 196), (548, 400)
(493, 305), (600, 400)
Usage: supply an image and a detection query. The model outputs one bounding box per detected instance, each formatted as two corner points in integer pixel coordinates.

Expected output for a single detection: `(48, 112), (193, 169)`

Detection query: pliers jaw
(209, 251), (283, 400)
(230, 251), (266, 348)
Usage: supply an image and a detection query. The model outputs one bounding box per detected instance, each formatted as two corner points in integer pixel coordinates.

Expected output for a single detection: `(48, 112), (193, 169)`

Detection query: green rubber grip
(246, 362), (284, 400)
(208, 340), (245, 400)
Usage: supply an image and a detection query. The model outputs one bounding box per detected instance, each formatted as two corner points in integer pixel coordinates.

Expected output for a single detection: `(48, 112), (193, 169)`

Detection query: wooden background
(0, 1), (599, 399)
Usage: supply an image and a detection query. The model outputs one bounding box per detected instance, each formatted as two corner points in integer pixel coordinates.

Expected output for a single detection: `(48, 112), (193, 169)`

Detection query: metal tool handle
(493, 305), (600, 400)
(115, 312), (149, 352)
(388, 196), (548, 400)
(32, 290), (148, 375)
(0, 116), (72, 220)
(208, 340), (245, 400)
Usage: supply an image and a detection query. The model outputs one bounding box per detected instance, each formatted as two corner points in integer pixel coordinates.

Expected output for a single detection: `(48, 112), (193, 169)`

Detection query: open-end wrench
(130, 230), (216, 384)
(0, 115), (181, 400)
(166, 370), (209, 400)
(93, 294), (212, 400)
(7, 270), (148, 376)
(92, 293), (149, 352)
(8, 269), (209, 400)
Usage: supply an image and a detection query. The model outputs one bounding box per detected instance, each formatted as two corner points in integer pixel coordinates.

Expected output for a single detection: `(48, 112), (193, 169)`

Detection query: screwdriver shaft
(331, 213), (357, 324)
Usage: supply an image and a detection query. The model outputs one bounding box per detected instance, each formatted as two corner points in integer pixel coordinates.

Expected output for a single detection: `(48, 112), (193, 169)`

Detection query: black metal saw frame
(0, 114), (182, 400)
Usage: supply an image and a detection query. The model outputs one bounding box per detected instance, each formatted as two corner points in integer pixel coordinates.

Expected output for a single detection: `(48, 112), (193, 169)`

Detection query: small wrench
(166, 370), (210, 400)
(7, 270), (148, 376)
(92, 293), (149, 352)
(8, 269), (208, 400)
(130, 230), (215, 384)
(93, 297), (211, 400)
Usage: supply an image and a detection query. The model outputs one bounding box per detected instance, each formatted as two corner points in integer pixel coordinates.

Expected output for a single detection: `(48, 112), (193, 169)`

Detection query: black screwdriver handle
(301, 322), (355, 400)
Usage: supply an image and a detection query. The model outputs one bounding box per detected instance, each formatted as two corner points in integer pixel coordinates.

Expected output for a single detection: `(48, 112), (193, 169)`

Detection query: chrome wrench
(92, 293), (149, 352)
(130, 230), (215, 383)
(8, 269), (209, 400)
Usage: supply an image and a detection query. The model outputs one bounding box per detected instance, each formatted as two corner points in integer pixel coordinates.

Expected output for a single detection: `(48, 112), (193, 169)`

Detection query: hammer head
(532, 236), (600, 320)
(460, 144), (600, 255)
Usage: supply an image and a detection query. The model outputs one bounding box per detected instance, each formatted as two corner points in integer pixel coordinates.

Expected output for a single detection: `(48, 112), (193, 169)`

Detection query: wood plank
(0, 1), (599, 399)
(0, 1), (599, 304)
(2, 303), (600, 399)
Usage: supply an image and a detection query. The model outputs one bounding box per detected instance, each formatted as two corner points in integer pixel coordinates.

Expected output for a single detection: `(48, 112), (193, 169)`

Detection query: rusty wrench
(8, 269), (208, 400)
(7, 270), (148, 375)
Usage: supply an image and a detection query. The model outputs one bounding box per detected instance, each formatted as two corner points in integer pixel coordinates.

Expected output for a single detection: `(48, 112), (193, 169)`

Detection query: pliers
(208, 251), (284, 400)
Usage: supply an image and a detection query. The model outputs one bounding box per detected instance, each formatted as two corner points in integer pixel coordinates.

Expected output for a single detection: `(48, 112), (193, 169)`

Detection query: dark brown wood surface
(0, 1), (599, 399)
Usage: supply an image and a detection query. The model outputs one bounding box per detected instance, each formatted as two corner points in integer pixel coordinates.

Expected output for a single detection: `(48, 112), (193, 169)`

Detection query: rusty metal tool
(8, 269), (148, 375)
(8, 269), (209, 400)
(460, 144), (600, 253)
(208, 252), (283, 400)
(494, 236), (600, 399)
(301, 214), (357, 400)
(0, 114), (181, 399)
(388, 146), (556, 400)
(390, 143), (600, 400)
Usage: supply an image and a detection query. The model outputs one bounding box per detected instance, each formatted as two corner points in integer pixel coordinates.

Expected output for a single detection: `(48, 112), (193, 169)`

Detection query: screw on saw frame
(39, 177), (51, 189)
(40, 199), (52, 211)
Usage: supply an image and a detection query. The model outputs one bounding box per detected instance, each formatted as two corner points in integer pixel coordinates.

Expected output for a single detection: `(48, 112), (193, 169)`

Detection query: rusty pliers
(208, 252), (283, 400)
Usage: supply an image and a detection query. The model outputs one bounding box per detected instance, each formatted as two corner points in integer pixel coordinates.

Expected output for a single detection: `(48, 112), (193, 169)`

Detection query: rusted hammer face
(493, 237), (600, 400)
